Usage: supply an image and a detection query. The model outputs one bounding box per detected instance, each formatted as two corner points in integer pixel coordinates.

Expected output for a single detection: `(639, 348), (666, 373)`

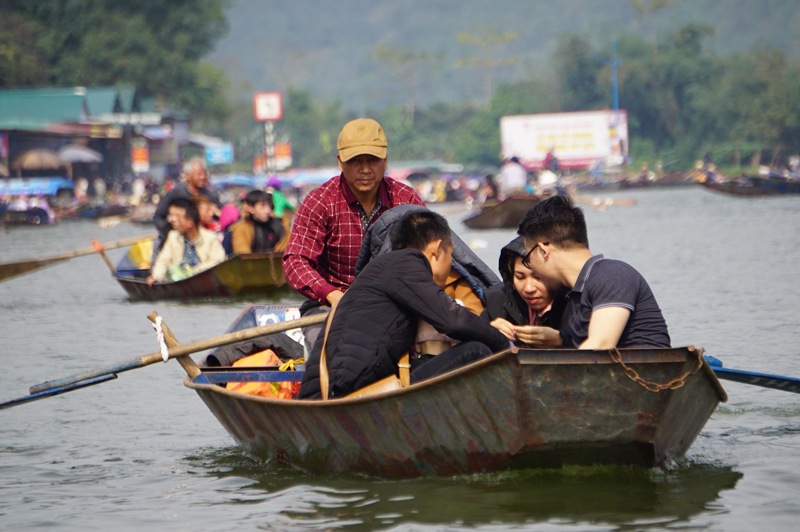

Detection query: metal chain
(609, 347), (704, 393)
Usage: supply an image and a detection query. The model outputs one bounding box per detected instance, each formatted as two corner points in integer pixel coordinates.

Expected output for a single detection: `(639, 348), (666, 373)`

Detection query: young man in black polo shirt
(517, 195), (670, 349)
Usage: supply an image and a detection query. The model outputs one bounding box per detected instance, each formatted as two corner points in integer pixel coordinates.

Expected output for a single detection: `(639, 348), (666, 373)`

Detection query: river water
(1, 187), (799, 531)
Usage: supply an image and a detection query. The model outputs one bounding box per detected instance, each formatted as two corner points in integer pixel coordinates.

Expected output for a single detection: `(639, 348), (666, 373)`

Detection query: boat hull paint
(186, 347), (725, 478)
(700, 181), (777, 197)
(750, 176), (800, 195)
(462, 196), (542, 230)
(116, 253), (295, 301)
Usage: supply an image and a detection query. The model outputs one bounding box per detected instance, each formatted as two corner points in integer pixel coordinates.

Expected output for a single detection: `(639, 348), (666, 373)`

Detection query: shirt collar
(528, 301), (554, 325)
(571, 254), (605, 294)
(340, 174), (390, 208)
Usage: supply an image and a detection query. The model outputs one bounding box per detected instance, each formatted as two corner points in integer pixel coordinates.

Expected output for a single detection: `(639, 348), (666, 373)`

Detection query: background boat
(700, 180), (777, 197)
(463, 195), (542, 230)
(749, 176), (800, 195)
(113, 240), (295, 301)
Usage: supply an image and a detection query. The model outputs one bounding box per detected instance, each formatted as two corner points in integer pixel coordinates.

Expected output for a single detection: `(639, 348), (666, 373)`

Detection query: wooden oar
(704, 356), (800, 394)
(0, 234), (155, 283)
(0, 312), (327, 410)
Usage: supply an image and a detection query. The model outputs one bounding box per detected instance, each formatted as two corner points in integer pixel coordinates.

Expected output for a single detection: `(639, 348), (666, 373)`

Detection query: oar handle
(29, 312), (327, 394)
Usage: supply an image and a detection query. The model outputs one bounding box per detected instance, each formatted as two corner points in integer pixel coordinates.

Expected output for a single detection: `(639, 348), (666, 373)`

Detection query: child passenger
(230, 190), (285, 254)
(297, 210), (510, 400)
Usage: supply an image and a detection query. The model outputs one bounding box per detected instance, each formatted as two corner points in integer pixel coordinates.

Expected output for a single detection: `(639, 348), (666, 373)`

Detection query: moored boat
(700, 179), (777, 197)
(749, 176), (800, 195)
(185, 304), (726, 478)
(113, 240), (295, 301)
(463, 195), (542, 230)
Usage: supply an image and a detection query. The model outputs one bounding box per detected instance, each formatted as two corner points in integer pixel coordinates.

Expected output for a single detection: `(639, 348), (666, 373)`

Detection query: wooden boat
(62, 203), (131, 220)
(463, 195), (542, 230)
(0, 206), (52, 226)
(749, 176), (800, 195)
(700, 180), (778, 197)
(113, 240), (295, 301)
(185, 304), (726, 478)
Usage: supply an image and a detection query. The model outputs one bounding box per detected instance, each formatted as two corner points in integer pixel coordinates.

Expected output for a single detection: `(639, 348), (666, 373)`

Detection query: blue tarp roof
(0, 177), (74, 196)
(211, 174), (255, 188)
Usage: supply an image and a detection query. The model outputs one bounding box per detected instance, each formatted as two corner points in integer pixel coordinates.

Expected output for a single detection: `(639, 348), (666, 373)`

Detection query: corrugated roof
(116, 86), (138, 113)
(0, 90), (89, 130)
(85, 88), (123, 115)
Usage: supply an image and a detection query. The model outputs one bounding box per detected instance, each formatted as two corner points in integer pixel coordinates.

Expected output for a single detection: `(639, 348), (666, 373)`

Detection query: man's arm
(231, 222), (253, 254)
(387, 253), (509, 353)
(579, 307), (631, 349)
(281, 193), (339, 304)
(149, 231), (180, 283)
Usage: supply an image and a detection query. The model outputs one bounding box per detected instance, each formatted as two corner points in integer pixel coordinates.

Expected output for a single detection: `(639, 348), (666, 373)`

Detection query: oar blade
(0, 374), (117, 411)
(712, 367), (800, 394)
(0, 257), (67, 283)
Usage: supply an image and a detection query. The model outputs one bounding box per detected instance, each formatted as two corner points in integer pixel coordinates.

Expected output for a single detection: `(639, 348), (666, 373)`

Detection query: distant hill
(209, 0), (800, 109)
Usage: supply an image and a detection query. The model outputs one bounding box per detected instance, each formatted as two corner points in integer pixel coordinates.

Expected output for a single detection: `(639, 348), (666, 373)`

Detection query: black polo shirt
(563, 255), (671, 348)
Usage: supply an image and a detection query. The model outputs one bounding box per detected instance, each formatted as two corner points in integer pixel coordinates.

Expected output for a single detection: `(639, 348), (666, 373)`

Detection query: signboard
(500, 110), (629, 170)
(131, 139), (150, 173)
(253, 91), (283, 122)
(205, 142), (234, 165)
(274, 141), (292, 170)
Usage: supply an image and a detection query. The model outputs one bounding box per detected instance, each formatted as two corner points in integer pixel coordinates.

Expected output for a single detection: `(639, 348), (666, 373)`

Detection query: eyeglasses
(521, 243), (540, 269)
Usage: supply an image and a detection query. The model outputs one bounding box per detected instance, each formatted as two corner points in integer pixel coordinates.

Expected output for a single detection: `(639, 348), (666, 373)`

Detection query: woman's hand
(513, 326), (563, 348)
(490, 317), (517, 341)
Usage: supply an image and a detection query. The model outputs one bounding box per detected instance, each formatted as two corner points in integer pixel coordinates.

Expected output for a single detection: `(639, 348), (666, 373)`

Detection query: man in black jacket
(298, 210), (511, 399)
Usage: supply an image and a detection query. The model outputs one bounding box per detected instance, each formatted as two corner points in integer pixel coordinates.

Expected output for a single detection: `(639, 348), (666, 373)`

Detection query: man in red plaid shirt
(283, 118), (424, 346)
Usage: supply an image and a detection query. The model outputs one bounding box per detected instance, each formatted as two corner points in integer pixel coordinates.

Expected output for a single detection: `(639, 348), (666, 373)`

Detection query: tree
(1, 1), (231, 124)
(552, 35), (607, 112)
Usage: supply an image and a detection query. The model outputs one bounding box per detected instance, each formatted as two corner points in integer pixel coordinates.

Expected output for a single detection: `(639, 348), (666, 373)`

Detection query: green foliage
(0, 0), (230, 125)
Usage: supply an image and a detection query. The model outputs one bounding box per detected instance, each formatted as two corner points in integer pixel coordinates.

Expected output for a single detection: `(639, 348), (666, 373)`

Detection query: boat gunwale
(113, 252), (285, 285)
(185, 345), (727, 406)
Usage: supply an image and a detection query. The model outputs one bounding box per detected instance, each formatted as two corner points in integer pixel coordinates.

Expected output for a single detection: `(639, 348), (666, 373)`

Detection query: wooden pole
(0, 234), (154, 283)
(147, 311), (201, 379)
(28, 312), (327, 395)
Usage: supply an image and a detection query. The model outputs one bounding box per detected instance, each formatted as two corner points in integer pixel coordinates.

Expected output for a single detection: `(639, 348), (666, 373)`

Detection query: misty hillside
(209, 0), (800, 109)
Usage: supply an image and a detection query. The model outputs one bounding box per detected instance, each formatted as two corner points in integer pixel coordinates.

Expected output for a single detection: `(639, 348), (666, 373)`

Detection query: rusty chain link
(609, 347), (704, 393)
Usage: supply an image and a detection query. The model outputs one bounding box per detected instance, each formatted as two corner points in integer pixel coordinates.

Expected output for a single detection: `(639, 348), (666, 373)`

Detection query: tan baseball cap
(337, 118), (387, 162)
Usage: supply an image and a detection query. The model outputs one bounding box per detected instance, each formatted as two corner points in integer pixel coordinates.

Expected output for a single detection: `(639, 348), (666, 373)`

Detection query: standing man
(283, 118), (425, 348)
(151, 157), (221, 265)
(517, 195), (670, 349)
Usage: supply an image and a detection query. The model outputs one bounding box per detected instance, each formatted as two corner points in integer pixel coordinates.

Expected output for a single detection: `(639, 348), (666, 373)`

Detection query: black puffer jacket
(298, 249), (510, 399)
(480, 236), (571, 347)
(354, 204), (500, 303)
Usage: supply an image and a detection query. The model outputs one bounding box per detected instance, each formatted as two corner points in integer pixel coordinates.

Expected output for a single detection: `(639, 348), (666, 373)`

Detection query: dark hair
(169, 197), (199, 227)
(391, 210), (453, 251)
(244, 189), (273, 209)
(517, 195), (589, 248)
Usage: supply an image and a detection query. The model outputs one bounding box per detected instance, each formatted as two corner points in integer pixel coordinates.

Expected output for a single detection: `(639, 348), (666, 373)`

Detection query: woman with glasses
(481, 236), (572, 348)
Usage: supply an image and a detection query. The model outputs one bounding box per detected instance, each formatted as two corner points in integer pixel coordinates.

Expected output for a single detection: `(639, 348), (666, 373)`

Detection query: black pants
(409, 341), (493, 384)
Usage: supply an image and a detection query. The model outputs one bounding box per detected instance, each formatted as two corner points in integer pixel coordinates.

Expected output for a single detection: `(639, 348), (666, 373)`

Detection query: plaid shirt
(283, 174), (425, 303)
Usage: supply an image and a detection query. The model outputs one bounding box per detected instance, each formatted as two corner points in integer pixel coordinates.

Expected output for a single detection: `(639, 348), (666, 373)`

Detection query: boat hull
(186, 347), (725, 478)
(750, 176), (800, 195)
(462, 196), (542, 230)
(115, 253), (296, 301)
(700, 181), (777, 197)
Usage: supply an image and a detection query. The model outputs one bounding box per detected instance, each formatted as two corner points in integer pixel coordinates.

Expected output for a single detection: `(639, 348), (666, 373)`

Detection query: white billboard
(500, 110), (629, 170)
